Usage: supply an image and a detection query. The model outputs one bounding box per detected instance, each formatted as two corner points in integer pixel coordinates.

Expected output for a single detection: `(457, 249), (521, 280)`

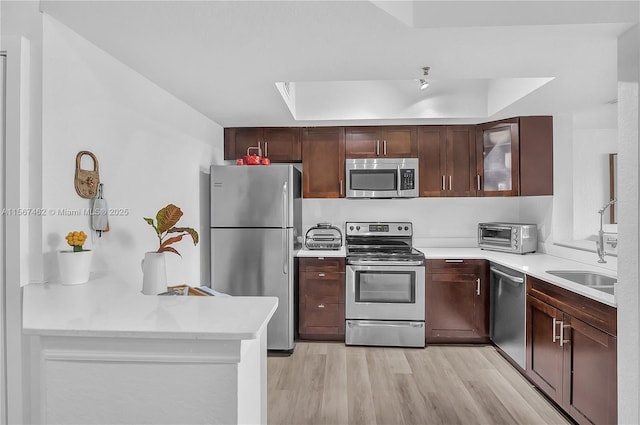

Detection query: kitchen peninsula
(22, 276), (277, 425)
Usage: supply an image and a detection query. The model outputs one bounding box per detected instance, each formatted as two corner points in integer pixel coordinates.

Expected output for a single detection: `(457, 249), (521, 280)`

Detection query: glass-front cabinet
(477, 121), (519, 197)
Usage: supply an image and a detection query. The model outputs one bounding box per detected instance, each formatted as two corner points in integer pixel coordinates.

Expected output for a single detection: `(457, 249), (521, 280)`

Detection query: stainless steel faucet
(596, 199), (617, 263)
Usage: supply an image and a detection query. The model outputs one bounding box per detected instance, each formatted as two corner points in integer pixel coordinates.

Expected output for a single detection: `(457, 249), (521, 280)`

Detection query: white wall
(303, 196), (530, 248)
(616, 23), (640, 425)
(41, 14), (224, 288)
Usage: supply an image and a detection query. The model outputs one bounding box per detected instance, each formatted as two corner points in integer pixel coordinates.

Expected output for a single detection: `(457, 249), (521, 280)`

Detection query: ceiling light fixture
(418, 66), (430, 90)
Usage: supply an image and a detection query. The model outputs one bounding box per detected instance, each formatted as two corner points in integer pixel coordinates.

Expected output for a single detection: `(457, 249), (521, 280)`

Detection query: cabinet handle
(445, 259), (464, 263)
(552, 318), (560, 343)
(449, 175), (452, 191)
(318, 273), (326, 277)
(339, 179), (343, 197)
(264, 141), (268, 157)
(258, 142), (263, 157)
(318, 304), (325, 309)
(318, 257), (325, 260)
(383, 140), (387, 156)
(476, 278), (481, 295)
(477, 175), (481, 191)
(560, 323), (570, 347)
(376, 140), (380, 156)
(442, 176), (446, 191)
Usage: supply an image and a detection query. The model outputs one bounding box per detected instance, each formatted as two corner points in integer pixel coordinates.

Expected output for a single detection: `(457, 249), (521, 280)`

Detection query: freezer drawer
(345, 320), (425, 348)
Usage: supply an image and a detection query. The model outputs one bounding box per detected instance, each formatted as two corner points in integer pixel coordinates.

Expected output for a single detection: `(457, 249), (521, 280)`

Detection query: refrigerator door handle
(283, 230), (288, 274)
(281, 181), (288, 229)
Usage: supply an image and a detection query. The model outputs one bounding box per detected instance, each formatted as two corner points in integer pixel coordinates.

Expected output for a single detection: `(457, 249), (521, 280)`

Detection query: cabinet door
(427, 271), (477, 338)
(301, 128), (345, 198)
(564, 315), (617, 425)
(345, 127), (380, 158)
(417, 126), (447, 197)
(519, 116), (553, 196)
(223, 128), (262, 160)
(446, 126), (477, 197)
(477, 121), (519, 197)
(380, 126), (417, 157)
(263, 128), (301, 162)
(526, 295), (564, 404)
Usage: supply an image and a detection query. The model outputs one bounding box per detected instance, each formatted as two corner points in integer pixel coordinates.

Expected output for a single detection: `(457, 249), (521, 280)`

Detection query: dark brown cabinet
(301, 127), (345, 198)
(425, 259), (489, 343)
(526, 276), (617, 425)
(345, 126), (417, 158)
(298, 257), (346, 340)
(224, 127), (301, 162)
(477, 116), (553, 196)
(418, 125), (476, 197)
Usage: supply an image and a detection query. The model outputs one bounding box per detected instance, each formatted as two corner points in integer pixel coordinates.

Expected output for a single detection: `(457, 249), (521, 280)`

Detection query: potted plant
(57, 230), (93, 285)
(141, 204), (199, 294)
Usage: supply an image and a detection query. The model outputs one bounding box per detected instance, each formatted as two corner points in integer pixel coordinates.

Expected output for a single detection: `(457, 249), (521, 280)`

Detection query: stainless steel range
(345, 222), (425, 348)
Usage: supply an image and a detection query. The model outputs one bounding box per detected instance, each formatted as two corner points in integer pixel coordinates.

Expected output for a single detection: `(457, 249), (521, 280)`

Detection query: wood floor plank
(346, 347), (378, 425)
(320, 343), (348, 425)
(366, 348), (406, 425)
(267, 343), (572, 425)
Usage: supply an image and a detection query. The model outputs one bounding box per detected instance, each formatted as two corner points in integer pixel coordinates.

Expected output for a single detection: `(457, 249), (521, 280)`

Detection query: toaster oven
(478, 222), (537, 254)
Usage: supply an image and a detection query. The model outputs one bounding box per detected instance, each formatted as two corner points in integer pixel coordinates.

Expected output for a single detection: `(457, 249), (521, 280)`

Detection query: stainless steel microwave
(478, 222), (538, 254)
(345, 158), (419, 198)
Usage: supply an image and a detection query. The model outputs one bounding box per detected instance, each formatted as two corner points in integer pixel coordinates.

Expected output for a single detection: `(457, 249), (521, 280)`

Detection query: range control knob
(404, 226), (409, 231)
(398, 226), (402, 231)
(356, 226), (361, 231)
(349, 226), (354, 231)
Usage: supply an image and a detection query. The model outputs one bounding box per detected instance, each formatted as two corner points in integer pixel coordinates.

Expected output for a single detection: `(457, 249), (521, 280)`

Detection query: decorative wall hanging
(74, 151), (100, 198)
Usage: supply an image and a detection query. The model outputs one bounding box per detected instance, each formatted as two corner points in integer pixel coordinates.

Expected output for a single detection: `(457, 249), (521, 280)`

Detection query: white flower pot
(141, 252), (167, 295)
(57, 250), (93, 285)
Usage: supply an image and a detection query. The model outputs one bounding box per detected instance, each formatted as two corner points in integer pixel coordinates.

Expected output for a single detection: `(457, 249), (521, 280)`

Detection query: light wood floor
(267, 342), (571, 425)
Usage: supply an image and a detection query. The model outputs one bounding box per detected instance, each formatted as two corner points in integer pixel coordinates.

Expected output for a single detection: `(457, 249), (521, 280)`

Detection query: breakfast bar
(22, 276), (278, 425)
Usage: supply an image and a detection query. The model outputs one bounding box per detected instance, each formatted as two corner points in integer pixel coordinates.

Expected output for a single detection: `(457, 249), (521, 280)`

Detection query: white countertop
(296, 247), (346, 257)
(23, 275), (278, 339)
(417, 247), (617, 307)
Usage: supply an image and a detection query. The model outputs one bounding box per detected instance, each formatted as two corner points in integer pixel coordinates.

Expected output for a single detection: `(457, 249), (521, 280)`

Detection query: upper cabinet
(224, 127), (301, 162)
(476, 116), (553, 197)
(418, 125), (476, 197)
(345, 126), (418, 158)
(301, 127), (345, 198)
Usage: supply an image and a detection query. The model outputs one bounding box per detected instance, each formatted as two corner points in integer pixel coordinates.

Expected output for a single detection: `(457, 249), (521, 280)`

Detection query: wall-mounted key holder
(74, 151), (100, 198)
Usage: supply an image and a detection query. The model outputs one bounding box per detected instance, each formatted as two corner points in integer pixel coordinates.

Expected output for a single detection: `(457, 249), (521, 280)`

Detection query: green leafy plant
(144, 204), (199, 256)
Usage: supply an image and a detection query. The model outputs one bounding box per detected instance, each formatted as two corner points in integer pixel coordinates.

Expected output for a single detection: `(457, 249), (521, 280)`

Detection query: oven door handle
(348, 260), (425, 267)
(347, 321), (424, 328)
(490, 267), (524, 284)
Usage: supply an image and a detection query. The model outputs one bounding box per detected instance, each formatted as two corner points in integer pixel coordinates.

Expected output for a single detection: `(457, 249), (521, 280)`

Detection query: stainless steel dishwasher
(490, 263), (526, 370)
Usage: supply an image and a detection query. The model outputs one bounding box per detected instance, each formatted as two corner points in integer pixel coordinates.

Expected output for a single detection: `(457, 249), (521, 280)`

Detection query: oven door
(478, 224), (514, 251)
(346, 263), (425, 321)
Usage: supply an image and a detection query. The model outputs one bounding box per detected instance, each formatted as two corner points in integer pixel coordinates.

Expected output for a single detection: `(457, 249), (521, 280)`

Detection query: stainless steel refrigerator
(210, 164), (301, 351)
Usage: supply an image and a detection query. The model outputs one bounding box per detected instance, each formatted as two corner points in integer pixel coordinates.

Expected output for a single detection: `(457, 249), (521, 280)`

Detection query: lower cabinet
(298, 257), (345, 340)
(425, 259), (489, 343)
(526, 276), (617, 425)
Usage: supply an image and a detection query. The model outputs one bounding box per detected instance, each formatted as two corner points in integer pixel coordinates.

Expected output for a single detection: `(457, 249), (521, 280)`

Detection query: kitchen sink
(546, 270), (616, 295)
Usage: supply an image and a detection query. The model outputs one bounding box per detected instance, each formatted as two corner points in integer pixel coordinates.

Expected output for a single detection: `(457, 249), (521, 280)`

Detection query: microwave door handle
(397, 165), (401, 196)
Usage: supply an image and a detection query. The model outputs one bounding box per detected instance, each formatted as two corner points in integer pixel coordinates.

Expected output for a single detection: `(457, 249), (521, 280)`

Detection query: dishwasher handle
(490, 267), (524, 284)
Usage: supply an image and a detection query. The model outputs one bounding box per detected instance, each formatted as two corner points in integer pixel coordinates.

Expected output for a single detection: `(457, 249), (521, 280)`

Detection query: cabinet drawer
(302, 298), (344, 328)
(299, 257), (345, 273)
(301, 273), (344, 299)
(427, 259), (485, 272)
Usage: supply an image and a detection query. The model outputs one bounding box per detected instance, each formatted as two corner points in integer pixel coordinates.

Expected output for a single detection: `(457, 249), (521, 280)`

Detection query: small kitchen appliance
(478, 222), (538, 254)
(345, 222), (425, 348)
(305, 223), (342, 250)
(345, 158), (418, 198)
